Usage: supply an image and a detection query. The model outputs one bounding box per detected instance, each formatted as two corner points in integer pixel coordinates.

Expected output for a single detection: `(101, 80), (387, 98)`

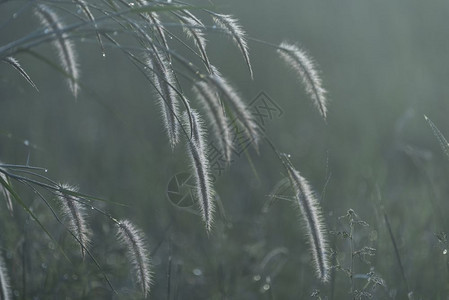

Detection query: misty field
(1, 0), (449, 299)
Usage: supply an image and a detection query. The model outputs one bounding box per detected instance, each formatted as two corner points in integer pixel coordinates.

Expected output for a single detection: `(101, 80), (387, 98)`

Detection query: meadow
(1, 0), (449, 299)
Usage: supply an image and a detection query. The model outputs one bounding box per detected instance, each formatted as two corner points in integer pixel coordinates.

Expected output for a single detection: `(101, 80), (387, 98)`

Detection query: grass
(1, 0), (449, 299)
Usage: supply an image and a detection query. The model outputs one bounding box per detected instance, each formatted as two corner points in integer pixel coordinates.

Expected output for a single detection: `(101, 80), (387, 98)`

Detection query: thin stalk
(0, 3), (195, 58)
(350, 218), (355, 299)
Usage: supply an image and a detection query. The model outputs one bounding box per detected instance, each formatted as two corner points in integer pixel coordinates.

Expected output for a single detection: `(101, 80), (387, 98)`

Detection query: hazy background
(1, 0), (449, 298)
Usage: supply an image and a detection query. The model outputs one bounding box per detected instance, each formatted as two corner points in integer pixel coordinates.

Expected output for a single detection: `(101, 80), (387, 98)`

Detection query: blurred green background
(1, 0), (449, 298)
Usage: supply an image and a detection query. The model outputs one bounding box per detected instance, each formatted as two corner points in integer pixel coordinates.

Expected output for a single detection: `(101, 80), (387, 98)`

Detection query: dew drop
(443, 249), (447, 255)
(91, 206), (94, 210)
(263, 284), (270, 291)
(253, 275), (261, 281)
(44, 169), (48, 173)
(193, 268), (202, 276)
(23, 140), (30, 146)
(129, 2), (134, 6)
(12, 13), (18, 19)
(102, 53), (106, 58)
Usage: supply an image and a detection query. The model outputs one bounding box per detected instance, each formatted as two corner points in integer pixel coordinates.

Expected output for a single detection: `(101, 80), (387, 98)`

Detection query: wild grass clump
(0, 0), (342, 298)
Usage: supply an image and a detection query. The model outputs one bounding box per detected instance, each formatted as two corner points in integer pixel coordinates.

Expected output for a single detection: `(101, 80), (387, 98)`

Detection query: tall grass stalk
(277, 42), (327, 119)
(116, 219), (152, 298)
(184, 110), (215, 232)
(283, 157), (329, 282)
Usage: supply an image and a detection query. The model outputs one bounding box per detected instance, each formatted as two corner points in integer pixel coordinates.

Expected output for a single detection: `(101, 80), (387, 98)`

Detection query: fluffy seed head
(56, 184), (90, 258)
(183, 110), (215, 232)
(284, 160), (329, 282)
(212, 13), (253, 79)
(424, 115), (449, 161)
(193, 81), (232, 162)
(0, 167), (13, 216)
(2, 57), (38, 91)
(35, 4), (80, 98)
(147, 49), (180, 150)
(179, 14), (211, 72)
(0, 252), (11, 300)
(278, 42), (327, 119)
(208, 73), (259, 147)
(116, 219), (152, 298)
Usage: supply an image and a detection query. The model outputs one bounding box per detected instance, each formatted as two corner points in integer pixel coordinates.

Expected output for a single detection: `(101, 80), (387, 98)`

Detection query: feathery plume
(35, 4), (80, 98)
(116, 219), (152, 298)
(424, 115), (449, 161)
(181, 9), (203, 27)
(0, 252), (11, 300)
(2, 57), (38, 91)
(277, 42), (327, 119)
(211, 13), (253, 79)
(0, 170), (13, 216)
(183, 110), (215, 232)
(57, 184), (90, 258)
(178, 14), (212, 72)
(283, 158), (329, 282)
(208, 73), (259, 147)
(193, 81), (232, 162)
(148, 49), (180, 149)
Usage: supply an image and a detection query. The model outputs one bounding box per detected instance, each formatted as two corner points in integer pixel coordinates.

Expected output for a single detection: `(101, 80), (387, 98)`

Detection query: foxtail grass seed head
(424, 115), (449, 161)
(0, 170), (13, 216)
(212, 13), (253, 79)
(193, 81), (232, 162)
(208, 74), (259, 147)
(0, 252), (11, 300)
(116, 220), (152, 298)
(284, 159), (329, 282)
(179, 14), (211, 72)
(277, 42), (327, 119)
(57, 184), (90, 258)
(147, 50), (180, 150)
(183, 110), (215, 232)
(2, 57), (38, 91)
(35, 4), (80, 98)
